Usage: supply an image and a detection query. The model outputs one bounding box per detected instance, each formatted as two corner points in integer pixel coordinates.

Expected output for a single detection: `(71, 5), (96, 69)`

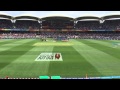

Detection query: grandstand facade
(0, 14), (120, 40)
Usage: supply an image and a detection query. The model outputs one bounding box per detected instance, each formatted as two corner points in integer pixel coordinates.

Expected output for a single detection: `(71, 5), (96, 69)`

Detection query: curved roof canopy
(0, 14), (13, 19)
(102, 15), (120, 20)
(75, 16), (100, 21)
(14, 15), (39, 20)
(41, 16), (74, 21)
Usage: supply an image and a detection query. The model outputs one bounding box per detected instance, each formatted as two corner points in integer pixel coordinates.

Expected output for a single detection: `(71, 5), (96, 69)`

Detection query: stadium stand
(41, 16), (74, 29)
(0, 14), (120, 40)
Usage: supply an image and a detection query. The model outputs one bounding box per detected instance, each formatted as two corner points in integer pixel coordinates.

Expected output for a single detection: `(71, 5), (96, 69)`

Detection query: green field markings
(1, 39), (120, 78)
(0, 45), (53, 78)
(86, 40), (120, 49)
(1, 39), (34, 46)
(0, 39), (15, 42)
(0, 39), (35, 52)
(76, 39), (120, 76)
(0, 39), (37, 71)
(102, 40), (120, 42)
(0, 39), (20, 46)
(80, 39), (120, 60)
(98, 40), (120, 48)
(47, 46), (102, 77)
(33, 41), (73, 46)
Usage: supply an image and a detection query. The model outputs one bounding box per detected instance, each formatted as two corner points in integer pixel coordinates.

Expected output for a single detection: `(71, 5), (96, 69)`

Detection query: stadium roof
(102, 15), (120, 20)
(41, 16), (74, 21)
(0, 14), (13, 19)
(75, 16), (100, 21)
(14, 15), (39, 20)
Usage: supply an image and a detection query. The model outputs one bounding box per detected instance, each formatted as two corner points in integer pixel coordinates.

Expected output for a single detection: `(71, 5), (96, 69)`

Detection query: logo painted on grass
(35, 53), (63, 61)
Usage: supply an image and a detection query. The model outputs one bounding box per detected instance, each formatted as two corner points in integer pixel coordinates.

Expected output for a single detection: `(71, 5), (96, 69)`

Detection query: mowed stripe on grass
(83, 39), (120, 60)
(0, 39), (35, 51)
(77, 39), (120, 76)
(86, 39), (120, 49)
(0, 45), (53, 78)
(0, 39), (21, 46)
(48, 45), (102, 77)
(0, 39), (37, 72)
(1, 39), (120, 78)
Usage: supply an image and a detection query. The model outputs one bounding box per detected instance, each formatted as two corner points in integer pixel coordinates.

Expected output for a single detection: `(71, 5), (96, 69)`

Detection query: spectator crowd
(0, 19), (120, 40)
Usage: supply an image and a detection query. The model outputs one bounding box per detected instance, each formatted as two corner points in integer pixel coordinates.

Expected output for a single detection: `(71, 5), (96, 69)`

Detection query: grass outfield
(0, 39), (120, 78)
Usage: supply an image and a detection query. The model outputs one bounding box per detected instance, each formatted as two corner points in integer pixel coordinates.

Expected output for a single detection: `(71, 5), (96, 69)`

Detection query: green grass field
(0, 39), (120, 78)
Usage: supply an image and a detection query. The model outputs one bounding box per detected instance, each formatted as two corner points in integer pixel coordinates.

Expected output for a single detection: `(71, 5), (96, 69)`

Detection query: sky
(0, 11), (120, 18)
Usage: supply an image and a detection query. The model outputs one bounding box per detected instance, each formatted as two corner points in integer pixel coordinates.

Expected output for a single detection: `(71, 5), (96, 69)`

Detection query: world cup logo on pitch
(55, 53), (60, 59)
(35, 53), (63, 61)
